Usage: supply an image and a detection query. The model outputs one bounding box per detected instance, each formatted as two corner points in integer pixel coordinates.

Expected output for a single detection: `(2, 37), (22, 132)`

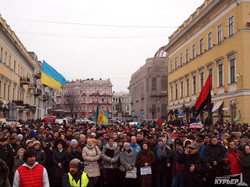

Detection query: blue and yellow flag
(212, 109), (219, 116)
(94, 105), (108, 124)
(234, 114), (241, 122)
(41, 60), (66, 91)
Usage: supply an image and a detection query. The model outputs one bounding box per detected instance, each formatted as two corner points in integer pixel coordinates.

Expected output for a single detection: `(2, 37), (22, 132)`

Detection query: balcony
(29, 105), (36, 112)
(34, 71), (41, 79)
(20, 76), (30, 85)
(42, 94), (49, 101)
(12, 100), (24, 106)
(24, 104), (30, 109)
(28, 82), (37, 91)
(34, 89), (42, 96)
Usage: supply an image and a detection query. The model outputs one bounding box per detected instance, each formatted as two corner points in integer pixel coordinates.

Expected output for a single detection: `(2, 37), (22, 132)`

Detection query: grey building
(128, 54), (168, 121)
(112, 92), (131, 122)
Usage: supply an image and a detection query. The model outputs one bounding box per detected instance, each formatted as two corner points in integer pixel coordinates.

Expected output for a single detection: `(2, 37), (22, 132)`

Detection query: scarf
(156, 145), (164, 159)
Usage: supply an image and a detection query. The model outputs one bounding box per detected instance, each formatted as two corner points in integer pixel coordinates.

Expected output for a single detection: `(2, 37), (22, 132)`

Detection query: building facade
(128, 55), (168, 121)
(112, 92), (131, 122)
(164, 0), (250, 123)
(55, 78), (113, 119)
(0, 15), (46, 121)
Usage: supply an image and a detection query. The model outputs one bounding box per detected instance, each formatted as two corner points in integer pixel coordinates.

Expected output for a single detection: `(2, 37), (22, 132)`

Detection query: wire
(17, 31), (168, 38)
(7, 17), (178, 29)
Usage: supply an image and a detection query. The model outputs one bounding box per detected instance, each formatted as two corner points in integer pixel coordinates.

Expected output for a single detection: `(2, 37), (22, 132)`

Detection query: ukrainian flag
(94, 105), (109, 124)
(41, 60), (66, 91)
(234, 114), (241, 122)
(212, 109), (219, 116)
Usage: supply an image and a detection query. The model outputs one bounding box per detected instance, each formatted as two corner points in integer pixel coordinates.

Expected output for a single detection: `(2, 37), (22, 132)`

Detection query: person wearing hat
(0, 137), (13, 171)
(33, 140), (46, 166)
(119, 142), (136, 186)
(13, 148), (49, 187)
(204, 136), (227, 185)
(61, 158), (89, 187)
(168, 140), (185, 187)
(67, 139), (82, 161)
(25, 139), (33, 150)
(177, 142), (209, 187)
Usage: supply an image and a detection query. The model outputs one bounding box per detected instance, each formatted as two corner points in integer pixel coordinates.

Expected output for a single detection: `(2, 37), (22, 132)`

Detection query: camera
(77, 162), (87, 172)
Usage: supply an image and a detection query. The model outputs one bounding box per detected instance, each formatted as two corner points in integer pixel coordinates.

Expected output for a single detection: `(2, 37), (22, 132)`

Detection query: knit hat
(70, 139), (78, 146)
(26, 139), (32, 146)
(156, 139), (163, 144)
(176, 141), (183, 147)
(33, 140), (41, 146)
(123, 142), (130, 148)
(69, 158), (81, 168)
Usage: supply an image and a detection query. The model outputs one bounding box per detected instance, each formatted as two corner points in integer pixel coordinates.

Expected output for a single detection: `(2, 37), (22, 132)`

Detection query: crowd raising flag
(194, 75), (212, 118)
(41, 60), (67, 91)
(94, 105), (109, 124)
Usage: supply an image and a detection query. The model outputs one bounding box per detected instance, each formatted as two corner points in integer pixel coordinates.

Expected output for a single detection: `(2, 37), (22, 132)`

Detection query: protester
(13, 149), (49, 187)
(137, 142), (155, 187)
(82, 137), (101, 187)
(61, 158), (89, 187)
(240, 145), (250, 185)
(33, 140), (46, 166)
(119, 142), (137, 186)
(0, 159), (10, 187)
(101, 137), (120, 187)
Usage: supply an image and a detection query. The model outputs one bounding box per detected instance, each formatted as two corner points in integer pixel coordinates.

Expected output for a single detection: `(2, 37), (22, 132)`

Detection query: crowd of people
(0, 119), (250, 187)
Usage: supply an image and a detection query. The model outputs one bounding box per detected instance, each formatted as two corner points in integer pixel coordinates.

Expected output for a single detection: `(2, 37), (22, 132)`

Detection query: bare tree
(64, 89), (78, 117)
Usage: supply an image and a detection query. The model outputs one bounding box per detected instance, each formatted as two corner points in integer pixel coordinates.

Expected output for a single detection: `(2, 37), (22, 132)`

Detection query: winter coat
(51, 148), (69, 186)
(153, 145), (170, 174)
(205, 143), (227, 165)
(178, 152), (209, 186)
(0, 159), (10, 187)
(101, 142), (120, 169)
(68, 146), (83, 161)
(240, 152), (250, 185)
(12, 156), (24, 175)
(119, 148), (136, 172)
(36, 149), (46, 166)
(225, 149), (242, 174)
(137, 149), (155, 168)
(82, 144), (101, 177)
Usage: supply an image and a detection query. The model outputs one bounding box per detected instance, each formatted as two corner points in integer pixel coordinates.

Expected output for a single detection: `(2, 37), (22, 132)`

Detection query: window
(8, 85), (10, 100)
(161, 76), (167, 91)
(0, 47), (3, 62)
(152, 77), (157, 91)
(209, 68), (213, 85)
(0, 81), (1, 98)
(170, 85), (173, 101)
(218, 64), (223, 86)
(180, 53), (183, 66)
(192, 44), (196, 58)
(229, 16), (234, 36)
(14, 61), (16, 72)
(175, 57), (178, 69)
(9, 55), (11, 68)
(175, 83), (178, 100)
(208, 32), (212, 49)
(170, 60), (173, 72)
(200, 72), (204, 89)
(186, 49), (189, 63)
(200, 38), (204, 54)
(3, 83), (6, 99)
(4, 52), (7, 64)
(218, 25), (222, 43)
(186, 79), (190, 96)
(230, 58), (236, 83)
(193, 76), (196, 94)
(180, 81), (183, 98)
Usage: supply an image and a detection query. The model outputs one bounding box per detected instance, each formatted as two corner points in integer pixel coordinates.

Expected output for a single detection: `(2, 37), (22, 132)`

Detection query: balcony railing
(29, 105), (36, 112)
(34, 89), (42, 96)
(28, 83), (37, 90)
(20, 76), (30, 85)
(12, 100), (24, 106)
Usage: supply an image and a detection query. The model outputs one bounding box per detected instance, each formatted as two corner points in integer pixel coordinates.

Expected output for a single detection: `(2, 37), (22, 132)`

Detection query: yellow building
(163, 0), (250, 124)
(0, 15), (44, 121)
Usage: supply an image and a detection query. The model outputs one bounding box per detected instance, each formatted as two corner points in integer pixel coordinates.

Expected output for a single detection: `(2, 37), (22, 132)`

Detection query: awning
(212, 101), (223, 112)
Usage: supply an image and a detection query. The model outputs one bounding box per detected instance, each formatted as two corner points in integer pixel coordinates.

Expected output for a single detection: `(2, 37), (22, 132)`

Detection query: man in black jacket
(177, 142), (209, 187)
(205, 136), (227, 185)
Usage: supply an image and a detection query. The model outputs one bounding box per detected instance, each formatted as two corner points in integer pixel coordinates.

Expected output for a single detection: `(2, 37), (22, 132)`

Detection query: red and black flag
(194, 75), (212, 118)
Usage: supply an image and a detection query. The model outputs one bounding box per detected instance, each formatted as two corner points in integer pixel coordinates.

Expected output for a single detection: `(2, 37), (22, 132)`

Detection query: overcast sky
(0, 0), (204, 92)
